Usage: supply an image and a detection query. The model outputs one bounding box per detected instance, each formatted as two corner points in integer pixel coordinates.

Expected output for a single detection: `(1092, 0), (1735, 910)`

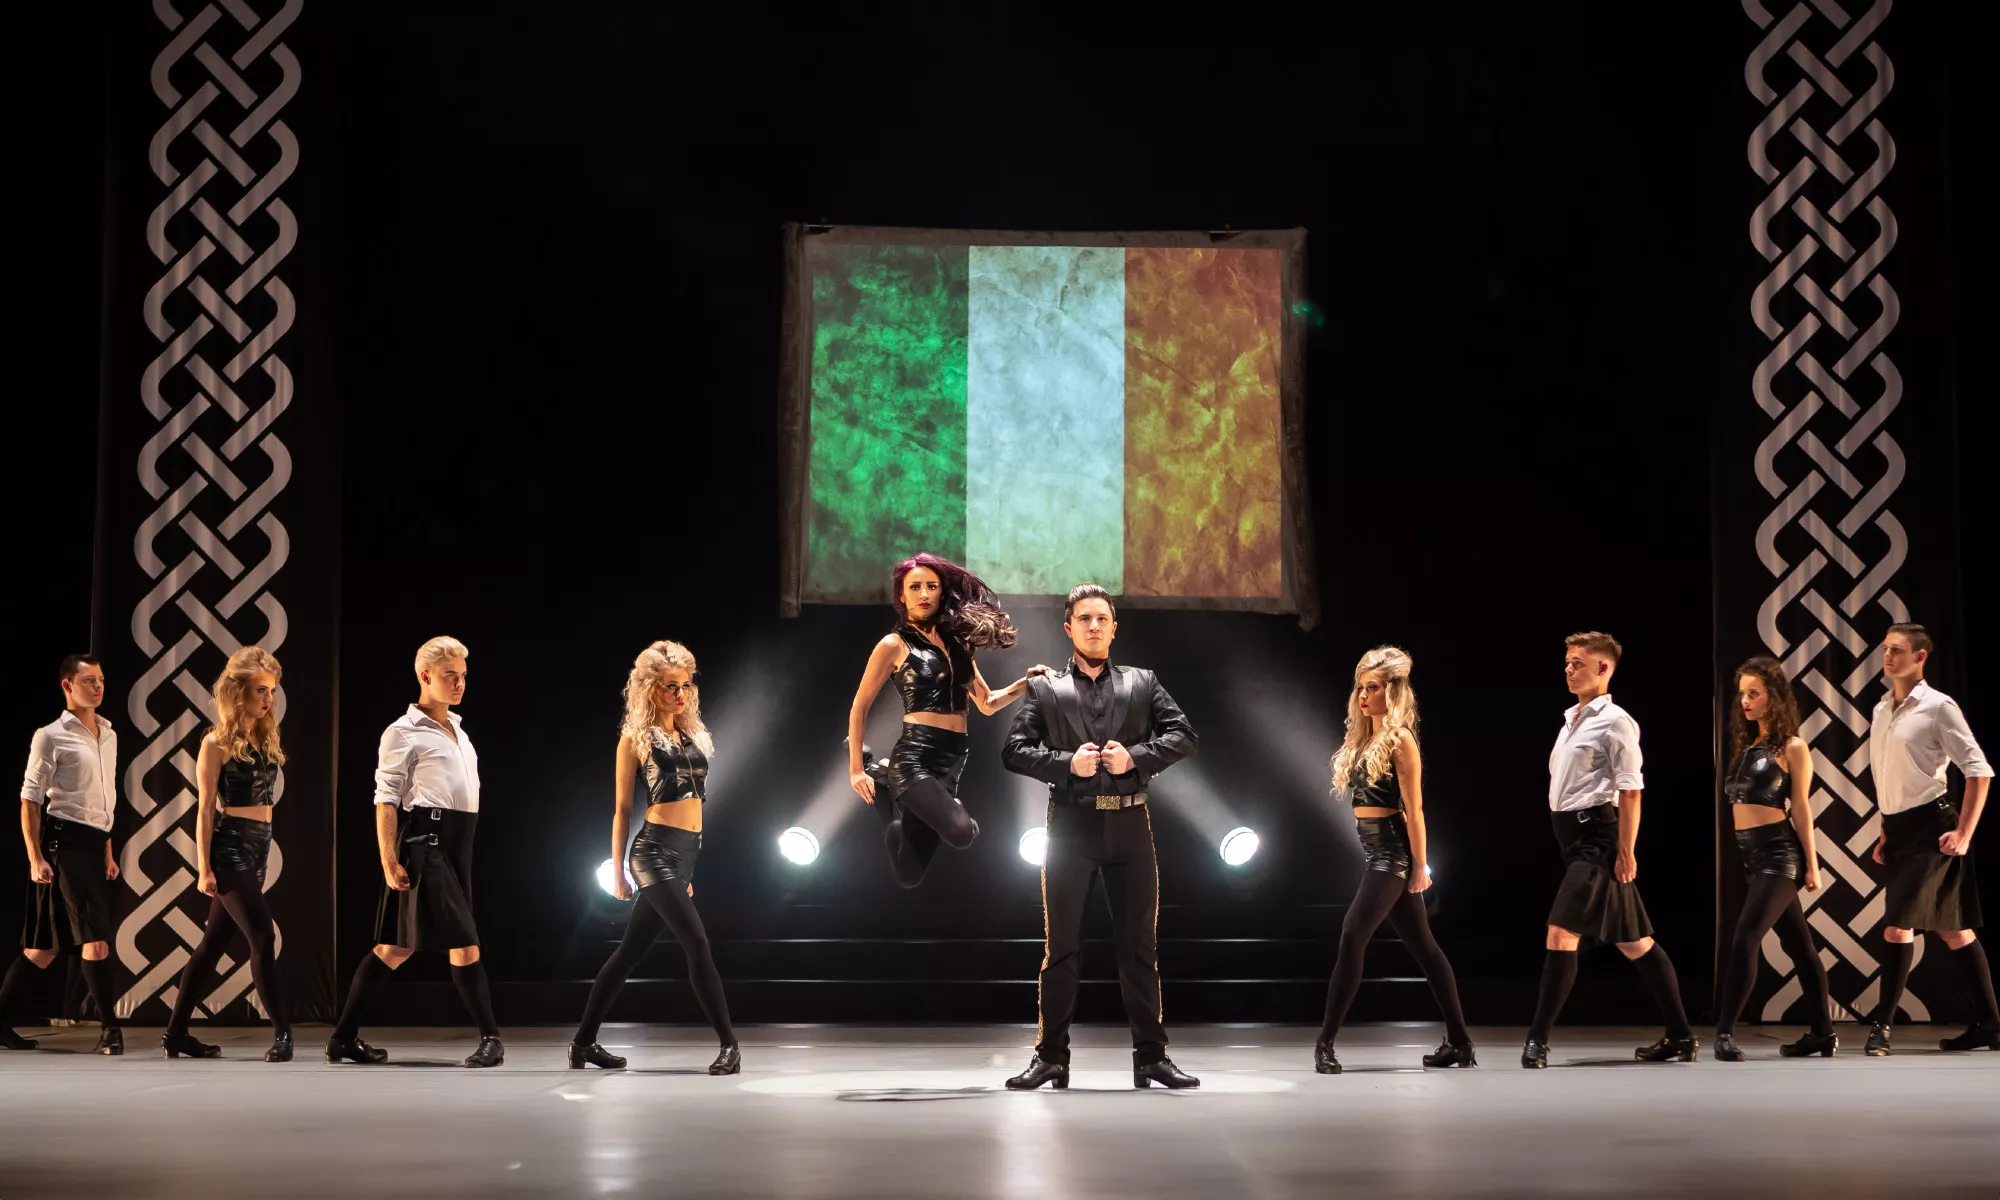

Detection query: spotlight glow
(778, 826), (821, 866)
(1018, 827), (1048, 866)
(1219, 827), (1260, 867)
(595, 858), (635, 898)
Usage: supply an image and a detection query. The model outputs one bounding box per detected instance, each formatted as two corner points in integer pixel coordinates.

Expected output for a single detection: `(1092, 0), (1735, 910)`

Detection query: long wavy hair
(211, 646), (285, 765)
(1729, 654), (1800, 758)
(889, 552), (1017, 651)
(1329, 646), (1417, 791)
(622, 640), (715, 760)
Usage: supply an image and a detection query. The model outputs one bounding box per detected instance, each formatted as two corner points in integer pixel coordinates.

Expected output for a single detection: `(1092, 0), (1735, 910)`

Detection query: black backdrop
(8, 2), (1992, 1028)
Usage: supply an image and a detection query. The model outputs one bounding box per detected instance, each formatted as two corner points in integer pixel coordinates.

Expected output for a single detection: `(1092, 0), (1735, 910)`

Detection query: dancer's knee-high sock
(332, 952), (395, 1041)
(1526, 949), (1577, 1044)
(78, 958), (121, 1030)
(1631, 944), (1692, 1039)
(1872, 938), (1915, 1027)
(451, 961), (501, 1037)
(1948, 941), (2000, 1027)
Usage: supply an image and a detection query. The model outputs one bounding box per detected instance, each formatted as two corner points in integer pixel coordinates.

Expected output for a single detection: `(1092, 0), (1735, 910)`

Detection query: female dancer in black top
(161, 646), (293, 1062)
(847, 553), (1047, 888)
(1712, 655), (1837, 1059)
(1315, 647), (1472, 1072)
(571, 640), (738, 1073)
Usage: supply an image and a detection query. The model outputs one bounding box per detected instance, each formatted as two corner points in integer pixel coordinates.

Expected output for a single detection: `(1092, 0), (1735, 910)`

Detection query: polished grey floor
(1, 1022), (1994, 1198)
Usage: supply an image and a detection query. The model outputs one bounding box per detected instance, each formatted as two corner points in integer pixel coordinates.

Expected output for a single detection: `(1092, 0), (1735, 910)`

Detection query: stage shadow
(835, 1086), (995, 1102)
(620, 1068), (710, 1076)
(1557, 1058), (1695, 1068)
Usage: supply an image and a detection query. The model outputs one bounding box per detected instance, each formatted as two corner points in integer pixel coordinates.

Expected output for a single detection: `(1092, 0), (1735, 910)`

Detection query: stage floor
(2, 1022), (1994, 1197)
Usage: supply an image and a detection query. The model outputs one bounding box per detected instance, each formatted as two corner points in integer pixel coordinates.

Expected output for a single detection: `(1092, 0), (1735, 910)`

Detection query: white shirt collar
(405, 703), (461, 731)
(1565, 693), (1613, 721)
(57, 709), (113, 733)
(1883, 679), (1933, 712)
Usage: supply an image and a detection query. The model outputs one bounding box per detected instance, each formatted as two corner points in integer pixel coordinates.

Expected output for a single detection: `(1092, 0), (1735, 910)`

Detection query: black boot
(1134, 1057), (1199, 1089)
(1779, 1030), (1838, 1058)
(568, 1041), (627, 1069)
(95, 1027), (124, 1056)
(162, 1030), (221, 1059)
(463, 1035), (505, 1069)
(1520, 1039), (1550, 1069)
(1864, 1023), (1891, 1057)
(264, 1031), (294, 1063)
(1313, 1039), (1340, 1075)
(1939, 1021), (2000, 1052)
(1713, 1033), (1744, 1062)
(325, 1035), (388, 1064)
(708, 1043), (742, 1076)
(1004, 1054), (1069, 1090)
(1634, 1034), (1698, 1062)
(0, 1027), (38, 1051)
(1422, 1039), (1476, 1068)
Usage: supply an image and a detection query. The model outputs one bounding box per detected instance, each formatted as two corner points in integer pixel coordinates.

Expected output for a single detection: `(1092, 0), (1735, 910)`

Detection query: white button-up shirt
(20, 710), (119, 832)
(1548, 694), (1644, 812)
(1868, 681), (1992, 815)
(372, 705), (480, 813)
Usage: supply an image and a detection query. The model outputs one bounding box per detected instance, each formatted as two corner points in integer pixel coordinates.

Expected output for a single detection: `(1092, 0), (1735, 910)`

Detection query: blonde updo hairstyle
(1329, 645), (1417, 791)
(622, 640), (715, 759)
(210, 645), (286, 766)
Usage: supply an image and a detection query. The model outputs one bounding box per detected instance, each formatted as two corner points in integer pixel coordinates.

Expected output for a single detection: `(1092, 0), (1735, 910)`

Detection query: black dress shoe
(96, 1027), (124, 1056)
(325, 1035), (389, 1064)
(1422, 1039), (1477, 1068)
(162, 1030), (221, 1059)
(1939, 1021), (2000, 1052)
(1713, 1033), (1744, 1062)
(1520, 1039), (1550, 1069)
(1864, 1022), (1892, 1057)
(264, 1031), (294, 1063)
(1779, 1030), (1838, 1058)
(0, 1027), (39, 1051)
(463, 1035), (505, 1068)
(1004, 1054), (1070, 1090)
(708, 1043), (742, 1075)
(1634, 1034), (1698, 1062)
(568, 1041), (627, 1069)
(1133, 1057), (1199, 1089)
(1313, 1039), (1341, 1074)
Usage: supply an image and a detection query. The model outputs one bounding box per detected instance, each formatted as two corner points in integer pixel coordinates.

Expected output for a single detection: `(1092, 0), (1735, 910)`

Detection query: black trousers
(1035, 803), (1166, 1066)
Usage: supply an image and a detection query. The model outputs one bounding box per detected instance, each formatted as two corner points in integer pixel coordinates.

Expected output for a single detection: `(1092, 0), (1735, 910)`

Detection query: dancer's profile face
(654, 666), (694, 716)
(1563, 648), (1609, 696)
(1737, 674), (1769, 724)
(1881, 632), (1925, 682)
(246, 671), (279, 721)
(419, 656), (467, 708)
(902, 567), (942, 623)
(1356, 672), (1389, 717)
(1064, 598), (1116, 659)
(61, 663), (106, 711)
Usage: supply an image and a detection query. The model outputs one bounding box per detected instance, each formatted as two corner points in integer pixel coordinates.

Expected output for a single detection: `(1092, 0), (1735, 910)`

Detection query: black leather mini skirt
(1355, 813), (1413, 879)
(882, 723), (969, 799)
(630, 822), (701, 891)
(211, 814), (273, 881)
(1733, 819), (1803, 881)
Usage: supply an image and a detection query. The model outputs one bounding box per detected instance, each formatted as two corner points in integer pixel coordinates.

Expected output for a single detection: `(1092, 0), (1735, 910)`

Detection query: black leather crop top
(1724, 742), (1788, 809)
(642, 732), (707, 805)
(1346, 765), (1404, 811)
(890, 625), (972, 715)
(218, 749), (278, 809)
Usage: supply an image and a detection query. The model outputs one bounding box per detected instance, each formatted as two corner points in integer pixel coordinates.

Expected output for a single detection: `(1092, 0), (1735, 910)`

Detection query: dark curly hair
(889, 553), (1017, 651)
(1728, 655), (1801, 758)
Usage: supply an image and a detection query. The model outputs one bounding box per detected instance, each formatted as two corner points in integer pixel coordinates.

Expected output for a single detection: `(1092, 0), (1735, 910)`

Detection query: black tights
(1716, 873), (1831, 1036)
(1319, 870), (1470, 1045)
(885, 778), (977, 889)
(575, 880), (734, 1045)
(166, 869), (289, 1036)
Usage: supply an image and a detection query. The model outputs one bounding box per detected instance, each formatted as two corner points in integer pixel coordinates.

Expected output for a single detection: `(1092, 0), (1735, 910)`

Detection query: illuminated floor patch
(738, 1070), (1294, 1097)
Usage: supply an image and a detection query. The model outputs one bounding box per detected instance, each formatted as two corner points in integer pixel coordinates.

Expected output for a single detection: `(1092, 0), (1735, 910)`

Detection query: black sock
(1948, 941), (2000, 1027)
(78, 958), (121, 1030)
(1631, 944), (1692, 1039)
(333, 952), (396, 1041)
(0, 955), (49, 1026)
(451, 961), (501, 1038)
(1872, 939), (1915, 1027)
(1526, 949), (1577, 1044)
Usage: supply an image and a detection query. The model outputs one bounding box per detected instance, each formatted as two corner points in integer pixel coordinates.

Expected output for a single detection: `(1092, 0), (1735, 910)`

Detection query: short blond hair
(1564, 630), (1622, 664)
(415, 635), (469, 675)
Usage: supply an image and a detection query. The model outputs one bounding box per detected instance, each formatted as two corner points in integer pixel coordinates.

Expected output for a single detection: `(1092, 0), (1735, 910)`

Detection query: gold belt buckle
(1095, 795), (1120, 811)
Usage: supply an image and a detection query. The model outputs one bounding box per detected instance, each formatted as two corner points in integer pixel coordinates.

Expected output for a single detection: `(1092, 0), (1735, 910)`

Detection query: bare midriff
(903, 711), (968, 733)
(1731, 804), (1789, 831)
(1353, 806), (1400, 819)
(222, 805), (273, 822)
(644, 798), (702, 832)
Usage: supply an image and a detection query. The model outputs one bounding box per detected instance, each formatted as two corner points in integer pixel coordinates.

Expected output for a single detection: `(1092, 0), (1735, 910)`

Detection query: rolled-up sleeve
(20, 728), (54, 803)
(372, 726), (414, 807)
(1938, 700), (1994, 779)
(1609, 715), (1645, 792)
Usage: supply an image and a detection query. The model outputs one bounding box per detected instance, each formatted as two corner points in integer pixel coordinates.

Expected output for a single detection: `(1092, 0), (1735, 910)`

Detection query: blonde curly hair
(621, 640), (715, 759)
(1329, 646), (1416, 791)
(210, 646), (286, 767)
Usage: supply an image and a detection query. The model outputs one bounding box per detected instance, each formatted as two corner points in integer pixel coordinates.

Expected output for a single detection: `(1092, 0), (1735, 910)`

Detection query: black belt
(1065, 792), (1147, 810)
(401, 805), (452, 847)
(1565, 803), (1619, 823)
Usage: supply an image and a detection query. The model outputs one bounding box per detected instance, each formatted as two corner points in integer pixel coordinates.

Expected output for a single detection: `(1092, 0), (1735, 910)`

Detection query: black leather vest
(1724, 743), (1788, 809)
(219, 749), (278, 808)
(890, 625), (971, 715)
(642, 733), (708, 805)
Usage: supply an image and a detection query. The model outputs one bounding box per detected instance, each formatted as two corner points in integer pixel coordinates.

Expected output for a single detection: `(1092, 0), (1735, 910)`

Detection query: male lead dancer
(1001, 584), (1201, 1090)
(325, 637), (504, 1068)
(1864, 623), (1997, 1054)
(1, 656), (125, 1054)
(1522, 632), (1696, 1068)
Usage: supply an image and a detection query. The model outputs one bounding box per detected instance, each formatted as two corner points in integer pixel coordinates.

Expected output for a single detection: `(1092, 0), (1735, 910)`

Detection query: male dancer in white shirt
(1864, 623), (1997, 1054)
(1, 655), (125, 1054)
(325, 637), (504, 1068)
(1521, 632), (1696, 1067)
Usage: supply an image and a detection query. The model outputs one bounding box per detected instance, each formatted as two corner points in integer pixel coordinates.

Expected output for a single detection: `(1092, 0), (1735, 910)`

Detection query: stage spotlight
(1219, 827), (1260, 867)
(778, 826), (820, 866)
(1018, 827), (1048, 866)
(595, 858), (635, 898)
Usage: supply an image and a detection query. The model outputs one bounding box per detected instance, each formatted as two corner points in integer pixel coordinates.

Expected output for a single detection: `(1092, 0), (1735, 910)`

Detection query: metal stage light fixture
(778, 826), (821, 866)
(1219, 826), (1260, 867)
(595, 858), (635, 899)
(1018, 827), (1048, 866)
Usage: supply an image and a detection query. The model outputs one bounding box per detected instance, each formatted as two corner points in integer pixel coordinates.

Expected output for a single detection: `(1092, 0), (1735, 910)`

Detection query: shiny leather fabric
(642, 734), (707, 805)
(211, 814), (273, 880)
(889, 626), (971, 715)
(629, 822), (701, 890)
(1734, 820), (1803, 880)
(219, 750), (278, 808)
(1723, 743), (1788, 810)
(1355, 813), (1413, 877)
(1345, 764), (1404, 811)
(881, 723), (969, 799)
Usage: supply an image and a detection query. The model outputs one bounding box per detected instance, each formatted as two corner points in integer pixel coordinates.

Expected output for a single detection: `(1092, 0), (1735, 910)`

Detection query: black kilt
(373, 806), (481, 950)
(1882, 800), (1983, 932)
(21, 817), (115, 951)
(1546, 806), (1654, 945)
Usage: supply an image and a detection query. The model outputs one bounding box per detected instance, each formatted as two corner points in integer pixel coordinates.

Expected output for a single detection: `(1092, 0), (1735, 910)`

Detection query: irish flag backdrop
(779, 228), (1314, 623)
